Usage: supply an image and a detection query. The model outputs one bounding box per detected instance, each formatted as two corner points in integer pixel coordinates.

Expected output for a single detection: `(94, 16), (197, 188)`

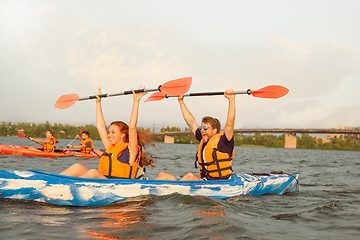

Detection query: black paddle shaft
(80, 88), (159, 101)
(165, 89), (250, 98)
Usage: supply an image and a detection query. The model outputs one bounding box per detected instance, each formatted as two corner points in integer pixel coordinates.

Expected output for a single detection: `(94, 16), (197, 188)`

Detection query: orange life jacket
(42, 136), (56, 152)
(98, 143), (141, 179)
(80, 138), (94, 154)
(196, 132), (234, 179)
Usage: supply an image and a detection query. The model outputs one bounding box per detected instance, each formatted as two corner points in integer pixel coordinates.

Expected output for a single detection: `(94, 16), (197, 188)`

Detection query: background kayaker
(154, 89), (235, 181)
(65, 131), (95, 154)
(28, 130), (58, 152)
(60, 87), (156, 179)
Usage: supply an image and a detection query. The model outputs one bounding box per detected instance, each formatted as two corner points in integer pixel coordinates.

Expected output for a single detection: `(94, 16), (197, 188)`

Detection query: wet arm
(178, 96), (198, 134)
(128, 88), (146, 164)
(224, 90), (235, 141)
(95, 87), (111, 149)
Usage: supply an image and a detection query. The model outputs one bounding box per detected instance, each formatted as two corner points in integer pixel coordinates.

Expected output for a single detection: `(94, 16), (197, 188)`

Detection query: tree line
(153, 127), (360, 151)
(236, 133), (360, 151)
(1, 121), (101, 140)
(1, 122), (360, 151)
(0, 121), (162, 141)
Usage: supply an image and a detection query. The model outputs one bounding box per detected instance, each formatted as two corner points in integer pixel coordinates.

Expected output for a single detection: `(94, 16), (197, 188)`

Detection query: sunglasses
(199, 125), (211, 131)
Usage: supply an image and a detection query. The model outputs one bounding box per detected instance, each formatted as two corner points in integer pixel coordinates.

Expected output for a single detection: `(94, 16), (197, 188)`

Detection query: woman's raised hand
(95, 87), (102, 103)
(224, 89), (235, 100)
(132, 86), (147, 102)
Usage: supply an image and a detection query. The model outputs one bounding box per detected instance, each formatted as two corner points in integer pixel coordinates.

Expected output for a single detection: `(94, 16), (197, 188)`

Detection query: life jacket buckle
(103, 152), (113, 158)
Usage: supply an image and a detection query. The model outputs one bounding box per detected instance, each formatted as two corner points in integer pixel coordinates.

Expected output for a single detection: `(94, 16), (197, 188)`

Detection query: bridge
(151, 128), (360, 148)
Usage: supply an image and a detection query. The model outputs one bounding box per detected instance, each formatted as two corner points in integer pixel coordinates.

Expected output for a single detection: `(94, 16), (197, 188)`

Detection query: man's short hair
(82, 131), (90, 136)
(201, 116), (221, 133)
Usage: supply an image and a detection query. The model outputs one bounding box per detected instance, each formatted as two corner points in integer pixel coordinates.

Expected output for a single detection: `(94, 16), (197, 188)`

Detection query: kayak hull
(0, 170), (299, 207)
(0, 145), (102, 158)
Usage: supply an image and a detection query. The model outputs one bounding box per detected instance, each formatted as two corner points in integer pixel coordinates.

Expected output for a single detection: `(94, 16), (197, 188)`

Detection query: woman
(60, 87), (155, 179)
(28, 130), (58, 152)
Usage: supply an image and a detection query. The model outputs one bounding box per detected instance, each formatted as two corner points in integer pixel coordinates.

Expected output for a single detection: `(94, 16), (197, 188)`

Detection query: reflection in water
(0, 200), (75, 226)
(194, 205), (232, 240)
(87, 201), (152, 239)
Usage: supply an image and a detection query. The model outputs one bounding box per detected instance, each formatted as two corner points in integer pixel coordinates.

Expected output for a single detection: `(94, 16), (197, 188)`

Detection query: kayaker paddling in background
(155, 89), (235, 181)
(65, 131), (95, 154)
(60, 87), (156, 179)
(28, 130), (58, 152)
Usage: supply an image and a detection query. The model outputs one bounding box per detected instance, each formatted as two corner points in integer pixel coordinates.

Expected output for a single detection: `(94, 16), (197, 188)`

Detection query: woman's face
(108, 124), (125, 145)
(46, 131), (52, 138)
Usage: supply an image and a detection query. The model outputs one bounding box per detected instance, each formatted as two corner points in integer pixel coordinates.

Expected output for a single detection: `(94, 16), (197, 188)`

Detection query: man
(155, 89), (235, 181)
(67, 131), (94, 154)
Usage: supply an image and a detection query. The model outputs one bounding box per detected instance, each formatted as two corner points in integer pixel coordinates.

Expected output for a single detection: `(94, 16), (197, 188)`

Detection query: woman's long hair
(47, 130), (59, 143)
(111, 121), (156, 167)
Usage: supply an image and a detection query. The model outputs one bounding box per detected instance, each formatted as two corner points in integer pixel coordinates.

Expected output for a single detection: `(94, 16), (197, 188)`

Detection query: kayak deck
(0, 170), (300, 207)
(0, 145), (102, 158)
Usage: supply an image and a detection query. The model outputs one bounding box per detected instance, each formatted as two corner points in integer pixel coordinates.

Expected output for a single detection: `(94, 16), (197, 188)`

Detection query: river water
(0, 136), (359, 239)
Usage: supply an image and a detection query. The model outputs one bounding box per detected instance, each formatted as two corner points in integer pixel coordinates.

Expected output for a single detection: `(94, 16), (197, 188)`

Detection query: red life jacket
(98, 143), (141, 179)
(196, 132), (234, 179)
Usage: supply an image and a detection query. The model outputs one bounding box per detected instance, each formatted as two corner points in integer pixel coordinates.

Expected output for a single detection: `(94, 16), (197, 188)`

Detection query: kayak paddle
(62, 129), (83, 153)
(17, 131), (29, 139)
(145, 85), (289, 102)
(17, 131), (41, 145)
(55, 77), (192, 109)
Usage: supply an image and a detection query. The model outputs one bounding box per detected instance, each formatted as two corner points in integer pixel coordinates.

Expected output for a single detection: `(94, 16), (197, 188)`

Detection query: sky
(1, 0), (359, 132)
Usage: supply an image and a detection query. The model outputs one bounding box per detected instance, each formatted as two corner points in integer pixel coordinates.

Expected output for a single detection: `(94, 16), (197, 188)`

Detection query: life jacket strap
(205, 166), (233, 173)
(194, 152), (199, 169)
(103, 175), (129, 179)
(102, 151), (141, 179)
(197, 148), (233, 178)
(81, 147), (93, 154)
(198, 158), (231, 167)
(102, 152), (113, 178)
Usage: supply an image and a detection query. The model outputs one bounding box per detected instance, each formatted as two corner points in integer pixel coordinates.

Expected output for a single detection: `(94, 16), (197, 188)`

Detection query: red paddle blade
(250, 85), (289, 99)
(55, 94), (80, 109)
(17, 131), (26, 138)
(144, 92), (166, 102)
(159, 77), (192, 96)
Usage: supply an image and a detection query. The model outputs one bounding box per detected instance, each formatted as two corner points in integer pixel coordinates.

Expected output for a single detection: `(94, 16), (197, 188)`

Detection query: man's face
(200, 122), (217, 143)
(81, 133), (87, 140)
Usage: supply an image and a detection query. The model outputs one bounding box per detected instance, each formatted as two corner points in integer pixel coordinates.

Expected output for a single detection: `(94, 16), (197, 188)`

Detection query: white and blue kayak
(0, 170), (299, 207)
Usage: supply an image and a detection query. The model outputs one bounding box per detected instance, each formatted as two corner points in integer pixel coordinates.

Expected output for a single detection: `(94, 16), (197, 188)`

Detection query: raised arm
(128, 87), (147, 164)
(178, 95), (198, 134)
(224, 89), (236, 141)
(95, 87), (111, 149)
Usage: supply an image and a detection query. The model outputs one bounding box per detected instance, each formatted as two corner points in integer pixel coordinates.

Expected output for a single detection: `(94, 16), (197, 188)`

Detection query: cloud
(1, 1), (359, 130)
(49, 22), (360, 129)
(62, 24), (194, 93)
